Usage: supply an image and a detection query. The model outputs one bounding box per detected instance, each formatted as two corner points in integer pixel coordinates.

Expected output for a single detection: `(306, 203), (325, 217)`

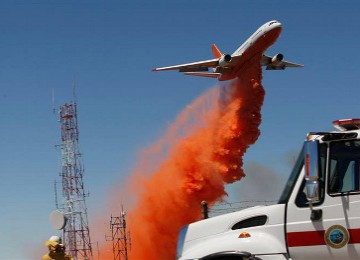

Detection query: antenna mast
(106, 206), (131, 260)
(58, 97), (93, 259)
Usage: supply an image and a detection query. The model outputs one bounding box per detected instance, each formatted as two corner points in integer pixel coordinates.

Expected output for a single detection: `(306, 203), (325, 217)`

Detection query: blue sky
(1, 1), (360, 258)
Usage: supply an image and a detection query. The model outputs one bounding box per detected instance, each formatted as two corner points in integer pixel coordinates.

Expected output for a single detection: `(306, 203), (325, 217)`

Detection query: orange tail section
(212, 44), (222, 58)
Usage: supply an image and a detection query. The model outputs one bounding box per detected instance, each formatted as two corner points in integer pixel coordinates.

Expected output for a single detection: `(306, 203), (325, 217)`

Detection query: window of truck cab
(328, 139), (360, 195)
(294, 143), (327, 207)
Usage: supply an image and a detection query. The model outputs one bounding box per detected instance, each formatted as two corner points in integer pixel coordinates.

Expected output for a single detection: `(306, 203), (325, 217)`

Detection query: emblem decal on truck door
(324, 225), (350, 249)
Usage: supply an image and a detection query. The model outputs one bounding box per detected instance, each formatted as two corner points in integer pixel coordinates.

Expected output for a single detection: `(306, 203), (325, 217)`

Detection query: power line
(207, 200), (277, 217)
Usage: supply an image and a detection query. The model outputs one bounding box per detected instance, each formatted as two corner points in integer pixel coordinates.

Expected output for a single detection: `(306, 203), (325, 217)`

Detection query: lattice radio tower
(106, 206), (131, 260)
(59, 99), (93, 259)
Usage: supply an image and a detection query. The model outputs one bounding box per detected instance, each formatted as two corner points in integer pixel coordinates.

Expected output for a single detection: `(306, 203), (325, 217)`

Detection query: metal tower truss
(59, 102), (93, 259)
(106, 208), (131, 260)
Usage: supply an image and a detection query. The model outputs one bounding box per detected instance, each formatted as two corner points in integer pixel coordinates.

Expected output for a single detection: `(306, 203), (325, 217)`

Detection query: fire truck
(177, 119), (360, 260)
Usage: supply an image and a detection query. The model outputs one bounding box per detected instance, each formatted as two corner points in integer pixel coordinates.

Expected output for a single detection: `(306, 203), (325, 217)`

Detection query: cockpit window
(269, 21), (278, 26)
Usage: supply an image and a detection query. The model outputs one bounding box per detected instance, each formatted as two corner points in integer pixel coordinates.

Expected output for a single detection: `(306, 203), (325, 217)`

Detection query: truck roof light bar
(307, 132), (358, 142)
(321, 132), (358, 141)
(333, 118), (360, 131)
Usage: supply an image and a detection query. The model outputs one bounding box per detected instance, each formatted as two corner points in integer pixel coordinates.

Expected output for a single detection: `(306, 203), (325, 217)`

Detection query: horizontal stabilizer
(183, 72), (220, 78)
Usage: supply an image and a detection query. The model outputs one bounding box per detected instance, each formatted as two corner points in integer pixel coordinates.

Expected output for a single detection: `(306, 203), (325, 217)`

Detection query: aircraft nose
(271, 20), (282, 28)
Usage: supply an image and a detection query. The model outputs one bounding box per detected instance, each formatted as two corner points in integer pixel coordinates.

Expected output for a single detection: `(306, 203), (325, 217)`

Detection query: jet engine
(271, 53), (284, 65)
(218, 54), (232, 67)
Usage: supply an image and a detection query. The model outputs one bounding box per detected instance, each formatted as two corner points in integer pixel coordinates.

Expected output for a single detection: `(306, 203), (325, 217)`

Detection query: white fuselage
(232, 20), (282, 57)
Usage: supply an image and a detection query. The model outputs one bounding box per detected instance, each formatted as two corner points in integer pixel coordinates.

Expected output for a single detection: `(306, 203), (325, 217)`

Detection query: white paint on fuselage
(232, 20), (282, 56)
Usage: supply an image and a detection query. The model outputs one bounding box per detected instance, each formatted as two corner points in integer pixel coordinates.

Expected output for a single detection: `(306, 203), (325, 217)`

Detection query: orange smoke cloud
(98, 55), (264, 259)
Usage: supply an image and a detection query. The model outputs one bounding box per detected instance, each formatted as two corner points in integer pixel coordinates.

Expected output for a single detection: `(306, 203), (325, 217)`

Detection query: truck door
(286, 140), (360, 259)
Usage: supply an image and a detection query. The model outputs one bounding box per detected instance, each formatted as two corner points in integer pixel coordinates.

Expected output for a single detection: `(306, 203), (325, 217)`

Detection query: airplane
(152, 20), (303, 81)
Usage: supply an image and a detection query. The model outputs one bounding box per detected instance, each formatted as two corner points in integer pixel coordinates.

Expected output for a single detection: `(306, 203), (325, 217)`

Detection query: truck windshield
(278, 147), (304, 204)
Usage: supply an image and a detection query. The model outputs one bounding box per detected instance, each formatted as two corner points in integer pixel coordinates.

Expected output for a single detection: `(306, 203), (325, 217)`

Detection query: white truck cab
(177, 119), (360, 260)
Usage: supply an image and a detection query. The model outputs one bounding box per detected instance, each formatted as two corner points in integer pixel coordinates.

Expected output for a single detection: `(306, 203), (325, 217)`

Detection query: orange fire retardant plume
(98, 53), (265, 259)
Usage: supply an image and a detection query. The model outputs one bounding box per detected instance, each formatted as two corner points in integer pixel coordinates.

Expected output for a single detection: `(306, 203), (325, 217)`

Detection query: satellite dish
(50, 210), (67, 230)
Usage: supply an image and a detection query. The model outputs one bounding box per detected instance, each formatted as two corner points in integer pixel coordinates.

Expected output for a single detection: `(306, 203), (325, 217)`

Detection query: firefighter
(42, 236), (74, 260)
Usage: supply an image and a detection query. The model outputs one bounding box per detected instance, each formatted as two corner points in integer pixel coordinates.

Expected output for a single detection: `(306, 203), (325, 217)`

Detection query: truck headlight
(176, 225), (189, 259)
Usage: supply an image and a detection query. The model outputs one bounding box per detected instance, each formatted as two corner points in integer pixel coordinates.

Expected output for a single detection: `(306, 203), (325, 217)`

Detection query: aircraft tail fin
(211, 44), (222, 58)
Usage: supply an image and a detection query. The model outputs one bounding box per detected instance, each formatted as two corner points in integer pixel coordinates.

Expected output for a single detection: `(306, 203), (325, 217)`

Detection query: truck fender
(182, 228), (286, 259)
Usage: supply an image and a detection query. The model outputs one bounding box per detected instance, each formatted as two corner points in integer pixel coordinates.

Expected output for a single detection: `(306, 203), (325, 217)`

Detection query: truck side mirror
(304, 140), (320, 202)
(305, 180), (320, 202)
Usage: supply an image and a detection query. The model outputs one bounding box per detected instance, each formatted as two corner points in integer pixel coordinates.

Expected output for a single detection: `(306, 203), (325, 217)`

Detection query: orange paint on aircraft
(212, 44), (223, 58)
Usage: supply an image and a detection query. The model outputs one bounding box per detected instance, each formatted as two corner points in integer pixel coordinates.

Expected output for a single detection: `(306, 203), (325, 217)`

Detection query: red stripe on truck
(349, 228), (360, 244)
(287, 230), (326, 247)
(288, 228), (360, 247)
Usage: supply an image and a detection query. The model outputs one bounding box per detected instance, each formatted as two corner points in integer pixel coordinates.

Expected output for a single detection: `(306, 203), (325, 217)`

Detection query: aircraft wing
(152, 58), (219, 72)
(279, 60), (304, 68)
(261, 54), (303, 70)
(183, 72), (220, 78)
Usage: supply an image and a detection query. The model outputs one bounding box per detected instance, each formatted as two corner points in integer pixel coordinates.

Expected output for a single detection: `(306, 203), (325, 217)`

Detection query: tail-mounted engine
(218, 54), (232, 67)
